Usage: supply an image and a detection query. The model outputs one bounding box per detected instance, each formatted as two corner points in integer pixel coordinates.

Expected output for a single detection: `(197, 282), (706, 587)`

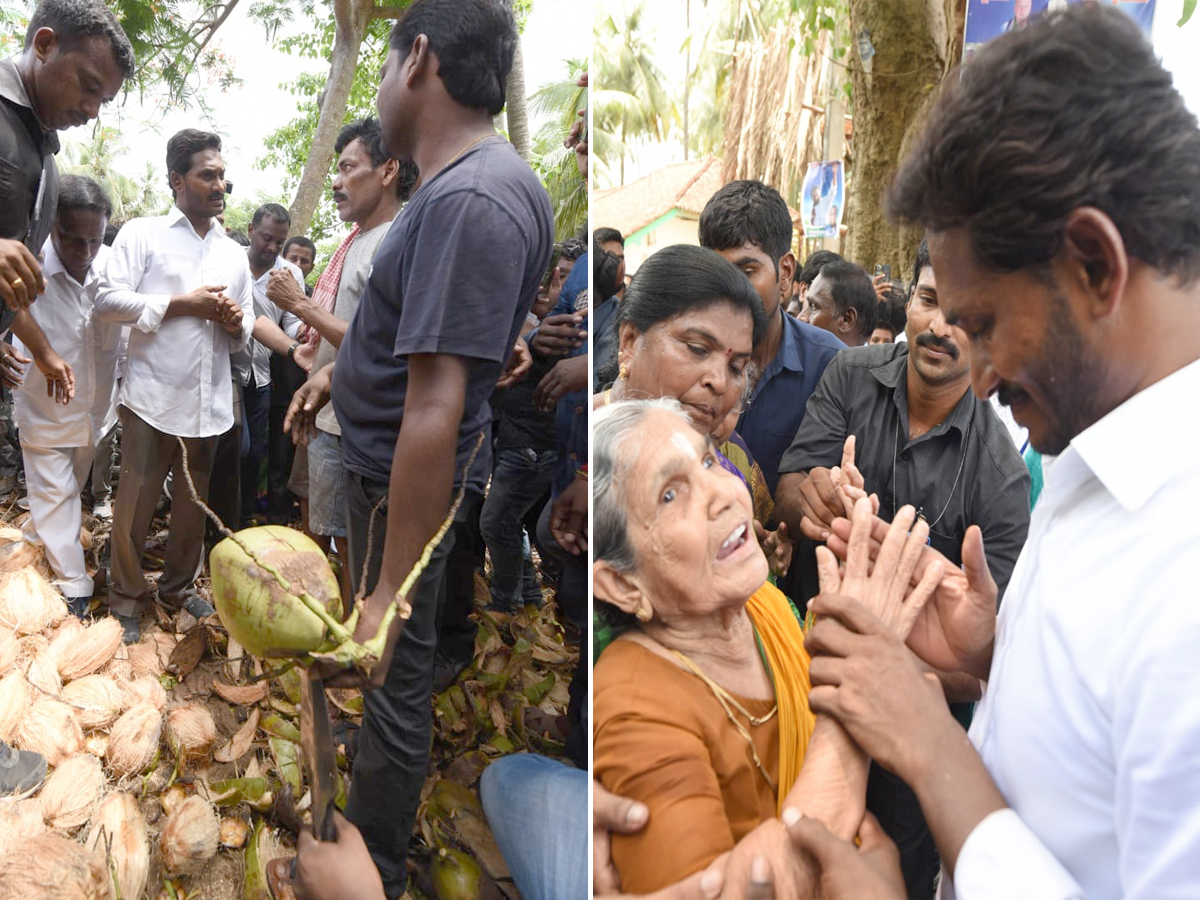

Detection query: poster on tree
(964, 0), (1156, 60)
(801, 161), (844, 239)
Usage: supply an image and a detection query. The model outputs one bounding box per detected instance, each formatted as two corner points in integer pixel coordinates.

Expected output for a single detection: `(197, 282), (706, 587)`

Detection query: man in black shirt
(776, 237), (1031, 898)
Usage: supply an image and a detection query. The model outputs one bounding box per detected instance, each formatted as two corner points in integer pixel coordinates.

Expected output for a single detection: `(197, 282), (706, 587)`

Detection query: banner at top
(964, 0), (1156, 60)
(801, 161), (844, 240)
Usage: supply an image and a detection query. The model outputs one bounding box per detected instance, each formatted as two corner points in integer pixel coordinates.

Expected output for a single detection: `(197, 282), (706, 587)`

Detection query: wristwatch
(287, 341), (301, 360)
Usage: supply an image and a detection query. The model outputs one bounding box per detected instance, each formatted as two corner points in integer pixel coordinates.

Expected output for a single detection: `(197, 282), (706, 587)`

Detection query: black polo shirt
(781, 342), (1030, 596)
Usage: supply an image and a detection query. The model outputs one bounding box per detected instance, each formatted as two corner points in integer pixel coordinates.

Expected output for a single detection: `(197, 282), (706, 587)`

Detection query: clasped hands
(184, 284), (243, 335)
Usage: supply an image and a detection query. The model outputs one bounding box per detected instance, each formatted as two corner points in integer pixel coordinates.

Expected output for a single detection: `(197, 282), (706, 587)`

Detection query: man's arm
(266, 269), (350, 348)
(352, 353), (468, 669)
(10, 310), (73, 404)
(253, 315), (298, 357)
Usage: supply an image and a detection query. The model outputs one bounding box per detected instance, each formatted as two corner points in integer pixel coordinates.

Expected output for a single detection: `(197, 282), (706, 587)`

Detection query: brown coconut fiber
(62, 673), (124, 731)
(0, 567), (66, 635)
(106, 700), (162, 777)
(40, 753), (106, 831)
(0, 831), (110, 899)
(85, 790), (149, 900)
(54, 617), (122, 682)
(159, 794), (219, 875)
(15, 696), (84, 767)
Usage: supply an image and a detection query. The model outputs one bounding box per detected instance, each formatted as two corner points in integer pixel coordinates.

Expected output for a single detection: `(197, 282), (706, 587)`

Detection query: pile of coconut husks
(0, 515), (578, 900)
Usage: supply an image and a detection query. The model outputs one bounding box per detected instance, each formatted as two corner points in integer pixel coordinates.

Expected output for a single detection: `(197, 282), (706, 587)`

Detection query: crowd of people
(591, 3), (1200, 898)
(0, 0), (589, 898)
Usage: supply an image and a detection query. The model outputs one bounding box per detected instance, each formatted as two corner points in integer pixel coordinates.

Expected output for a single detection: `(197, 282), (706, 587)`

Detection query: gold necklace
(446, 132), (498, 168)
(669, 648), (778, 792)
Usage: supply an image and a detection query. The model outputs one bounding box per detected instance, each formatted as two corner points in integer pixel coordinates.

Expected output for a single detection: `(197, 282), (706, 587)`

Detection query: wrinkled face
(713, 241), (787, 321)
(869, 327), (895, 345)
(620, 302), (754, 439)
(31, 33), (125, 131)
(601, 239), (626, 287)
(50, 207), (106, 283)
(331, 138), (386, 225)
(248, 217), (288, 270)
(172, 148), (226, 222)
(904, 263), (972, 388)
(620, 410), (768, 616)
(928, 229), (1107, 455)
(285, 244), (315, 277)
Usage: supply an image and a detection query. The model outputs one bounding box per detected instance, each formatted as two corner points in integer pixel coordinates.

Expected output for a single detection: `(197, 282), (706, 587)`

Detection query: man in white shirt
(795, 6), (1200, 899)
(96, 129), (253, 642)
(10, 175), (119, 616)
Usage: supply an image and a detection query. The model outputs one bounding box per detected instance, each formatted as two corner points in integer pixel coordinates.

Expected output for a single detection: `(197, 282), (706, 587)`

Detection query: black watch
(288, 341), (300, 360)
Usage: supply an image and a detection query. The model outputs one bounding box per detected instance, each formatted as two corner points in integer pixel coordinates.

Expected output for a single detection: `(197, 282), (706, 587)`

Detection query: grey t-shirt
(313, 220), (392, 436)
(331, 137), (554, 491)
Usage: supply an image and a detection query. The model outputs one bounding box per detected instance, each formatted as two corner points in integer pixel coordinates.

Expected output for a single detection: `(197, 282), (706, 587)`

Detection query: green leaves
(1180, 0), (1197, 27)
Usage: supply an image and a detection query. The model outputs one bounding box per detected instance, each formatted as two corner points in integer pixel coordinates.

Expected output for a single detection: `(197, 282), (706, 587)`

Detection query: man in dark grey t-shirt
(283, 1), (553, 894)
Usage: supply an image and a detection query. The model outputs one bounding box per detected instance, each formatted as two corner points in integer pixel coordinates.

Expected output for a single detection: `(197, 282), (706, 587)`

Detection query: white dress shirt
(95, 206), (253, 438)
(943, 358), (1200, 899)
(245, 256), (303, 389)
(13, 242), (123, 449)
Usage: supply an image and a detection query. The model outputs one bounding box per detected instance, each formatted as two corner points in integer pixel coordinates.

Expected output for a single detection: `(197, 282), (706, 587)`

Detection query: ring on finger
(10, 277), (24, 291)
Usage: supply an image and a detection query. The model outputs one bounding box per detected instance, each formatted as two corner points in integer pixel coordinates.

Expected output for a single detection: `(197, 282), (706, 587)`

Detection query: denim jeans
(240, 381), (271, 522)
(479, 755), (587, 900)
(343, 471), (481, 898)
(479, 447), (555, 609)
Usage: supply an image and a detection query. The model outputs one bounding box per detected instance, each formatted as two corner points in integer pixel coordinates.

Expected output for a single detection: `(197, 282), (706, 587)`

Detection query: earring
(635, 606), (651, 623)
(618, 362), (629, 381)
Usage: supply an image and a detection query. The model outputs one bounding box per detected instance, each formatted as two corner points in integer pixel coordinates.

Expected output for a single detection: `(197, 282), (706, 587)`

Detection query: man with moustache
(96, 129), (253, 642)
(774, 237), (1030, 898)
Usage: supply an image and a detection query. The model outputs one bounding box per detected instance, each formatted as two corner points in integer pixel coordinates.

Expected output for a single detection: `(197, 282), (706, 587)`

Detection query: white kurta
(95, 206), (254, 439)
(944, 358), (1200, 899)
(246, 257), (304, 389)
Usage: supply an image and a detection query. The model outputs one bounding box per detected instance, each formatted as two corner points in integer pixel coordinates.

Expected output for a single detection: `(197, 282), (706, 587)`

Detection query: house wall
(624, 211), (701, 276)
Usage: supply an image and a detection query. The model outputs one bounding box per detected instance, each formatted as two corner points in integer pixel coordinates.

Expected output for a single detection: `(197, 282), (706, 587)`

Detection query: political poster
(964, 0), (1156, 61)
(801, 160), (844, 240)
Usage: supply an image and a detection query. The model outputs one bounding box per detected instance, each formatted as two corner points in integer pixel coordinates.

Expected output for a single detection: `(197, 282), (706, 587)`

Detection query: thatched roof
(593, 155), (801, 240)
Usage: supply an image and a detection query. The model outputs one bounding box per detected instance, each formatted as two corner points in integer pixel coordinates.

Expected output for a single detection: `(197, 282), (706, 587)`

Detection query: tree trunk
(844, 0), (948, 276)
(506, 37), (531, 161)
(287, 0), (374, 237)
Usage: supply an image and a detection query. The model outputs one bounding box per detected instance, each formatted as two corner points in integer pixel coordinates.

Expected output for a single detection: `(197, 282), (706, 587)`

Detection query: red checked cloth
(303, 224), (361, 347)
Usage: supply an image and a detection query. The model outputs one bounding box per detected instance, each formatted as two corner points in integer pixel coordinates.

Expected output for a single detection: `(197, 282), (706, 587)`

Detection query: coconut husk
(79, 528), (93, 552)
(0, 567), (66, 635)
(46, 615), (84, 645)
(101, 643), (131, 682)
(62, 674), (124, 731)
(26, 647), (63, 698)
(120, 675), (166, 712)
(0, 526), (22, 546)
(85, 791), (149, 900)
(0, 798), (46, 859)
(106, 701), (162, 777)
(165, 703), (217, 759)
(15, 697), (84, 766)
(0, 540), (40, 575)
(40, 753), (105, 831)
(128, 631), (176, 679)
(0, 831), (110, 898)
(0, 630), (18, 678)
(159, 795), (219, 875)
(55, 617), (123, 682)
(212, 680), (267, 705)
(0, 668), (29, 742)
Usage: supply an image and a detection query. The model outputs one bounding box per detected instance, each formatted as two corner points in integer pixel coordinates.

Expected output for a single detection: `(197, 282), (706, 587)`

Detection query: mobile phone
(874, 263), (891, 281)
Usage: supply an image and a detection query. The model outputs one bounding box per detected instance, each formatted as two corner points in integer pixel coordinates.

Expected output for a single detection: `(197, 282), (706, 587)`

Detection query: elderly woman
(592, 398), (941, 895)
(594, 243), (784, 566)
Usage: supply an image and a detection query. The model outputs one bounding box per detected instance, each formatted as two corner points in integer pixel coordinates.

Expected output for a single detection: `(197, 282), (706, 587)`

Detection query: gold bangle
(575, 467), (588, 481)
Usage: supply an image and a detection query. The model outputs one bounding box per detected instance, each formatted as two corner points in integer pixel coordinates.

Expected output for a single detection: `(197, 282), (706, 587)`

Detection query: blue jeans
(479, 447), (555, 609)
(480, 755), (587, 900)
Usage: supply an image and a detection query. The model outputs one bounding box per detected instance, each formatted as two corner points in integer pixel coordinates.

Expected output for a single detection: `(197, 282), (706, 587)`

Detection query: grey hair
(593, 397), (694, 575)
(56, 174), (111, 218)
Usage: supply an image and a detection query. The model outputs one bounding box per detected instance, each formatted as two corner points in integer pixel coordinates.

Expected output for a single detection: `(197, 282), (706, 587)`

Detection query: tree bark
(844, 0), (948, 277)
(287, 0), (376, 237)
(506, 37), (531, 161)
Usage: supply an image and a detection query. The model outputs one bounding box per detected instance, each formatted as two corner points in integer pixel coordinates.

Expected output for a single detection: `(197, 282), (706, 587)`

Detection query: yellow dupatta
(745, 581), (817, 815)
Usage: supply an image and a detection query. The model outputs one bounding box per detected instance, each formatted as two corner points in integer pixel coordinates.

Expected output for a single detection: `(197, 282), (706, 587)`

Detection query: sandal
(266, 857), (298, 900)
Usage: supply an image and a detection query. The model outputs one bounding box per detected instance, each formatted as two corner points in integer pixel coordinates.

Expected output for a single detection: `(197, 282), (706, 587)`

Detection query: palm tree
(530, 59), (587, 241)
(593, 0), (676, 185)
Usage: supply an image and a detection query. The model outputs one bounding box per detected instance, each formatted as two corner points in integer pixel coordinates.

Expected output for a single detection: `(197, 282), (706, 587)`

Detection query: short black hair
(56, 173), (111, 219)
(797, 249), (844, 288)
(335, 117), (419, 200)
(25, 0), (135, 78)
(166, 129), (221, 194)
(818, 259), (878, 338)
(227, 231), (250, 247)
(878, 297), (907, 336)
(601, 244), (769, 383)
(251, 202), (290, 229)
(559, 235), (587, 262)
(389, 0), (516, 116)
(911, 236), (931, 290)
(593, 236), (622, 302)
(283, 236), (316, 259)
(699, 180), (794, 271)
(594, 227), (624, 247)
(889, 3), (1200, 287)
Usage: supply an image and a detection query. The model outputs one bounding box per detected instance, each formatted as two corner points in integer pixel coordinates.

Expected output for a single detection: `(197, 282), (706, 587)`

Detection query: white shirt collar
(1071, 357), (1200, 512)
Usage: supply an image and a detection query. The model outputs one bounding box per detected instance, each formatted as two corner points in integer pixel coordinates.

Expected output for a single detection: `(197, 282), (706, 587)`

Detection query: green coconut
(209, 526), (343, 659)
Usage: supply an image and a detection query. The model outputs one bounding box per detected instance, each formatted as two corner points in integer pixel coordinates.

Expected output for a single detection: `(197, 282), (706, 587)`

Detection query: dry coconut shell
(0, 630), (18, 678)
(85, 791), (149, 900)
(159, 794), (219, 875)
(0, 567), (66, 635)
(120, 674), (167, 712)
(0, 798), (46, 859)
(0, 668), (29, 742)
(40, 753), (105, 831)
(165, 703), (217, 759)
(0, 831), (110, 898)
(106, 700), (162, 777)
(0, 540), (41, 575)
(15, 696), (84, 766)
(62, 674), (124, 730)
(26, 648), (63, 698)
(54, 617), (123, 682)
